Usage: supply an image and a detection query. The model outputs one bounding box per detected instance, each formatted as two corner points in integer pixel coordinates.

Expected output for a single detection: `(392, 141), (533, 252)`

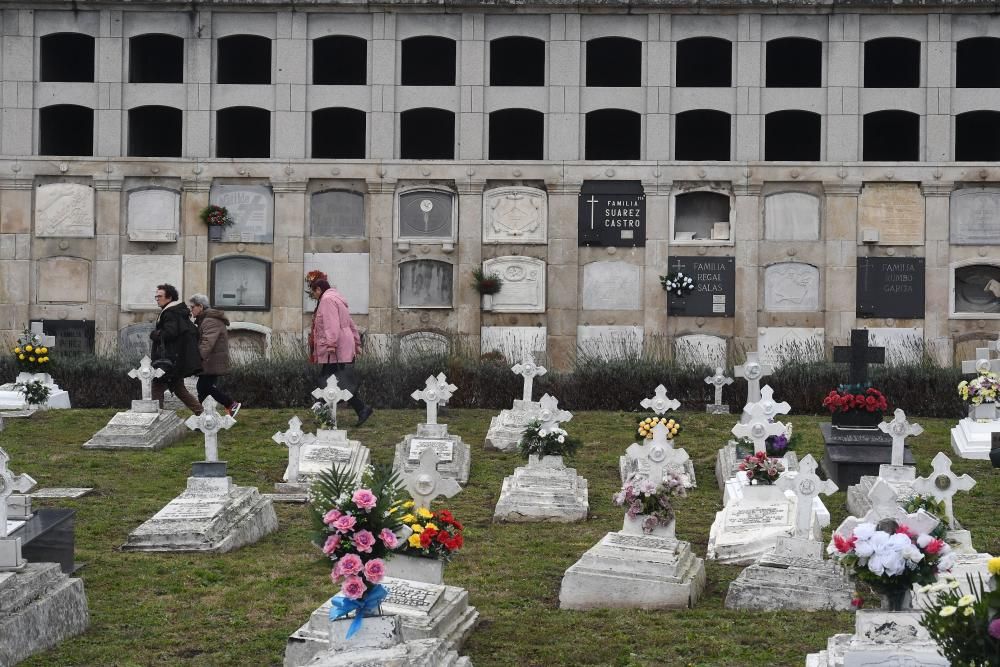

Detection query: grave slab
(724, 543), (855, 612)
(493, 454), (589, 523)
(82, 406), (187, 451)
(30, 487), (93, 499)
(805, 610), (948, 667)
(0, 372), (71, 411)
(950, 416), (1000, 460)
(707, 484), (805, 566)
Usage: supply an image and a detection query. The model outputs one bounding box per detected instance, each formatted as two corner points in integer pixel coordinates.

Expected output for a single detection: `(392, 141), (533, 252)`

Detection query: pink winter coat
(310, 288), (361, 364)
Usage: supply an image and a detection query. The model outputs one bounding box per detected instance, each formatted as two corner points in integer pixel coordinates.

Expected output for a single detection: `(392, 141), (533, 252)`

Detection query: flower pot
(621, 514), (675, 538)
(481, 293), (493, 311)
(969, 402), (998, 422)
(831, 408), (883, 429)
(385, 553), (445, 585)
(877, 587), (912, 612)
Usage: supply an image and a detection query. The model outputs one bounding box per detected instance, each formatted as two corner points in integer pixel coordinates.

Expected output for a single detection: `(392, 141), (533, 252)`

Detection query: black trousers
(320, 362), (366, 414)
(196, 375), (233, 408)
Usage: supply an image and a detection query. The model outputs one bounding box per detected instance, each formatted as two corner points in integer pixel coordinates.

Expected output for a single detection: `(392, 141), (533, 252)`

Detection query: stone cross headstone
(0, 448), (36, 540)
(512, 354), (547, 403)
(434, 372), (455, 407)
(185, 397), (236, 462)
(776, 454), (838, 539)
(537, 393), (572, 433)
(312, 375), (354, 429)
(128, 355), (164, 402)
(754, 385), (791, 421)
(833, 329), (885, 385)
(625, 423), (671, 484)
(411, 375), (455, 426)
(732, 403), (788, 455)
(735, 352), (773, 405)
(704, 367), (733, 405)
(911, 452), (976, 530)
(402, 448), (462, 511)
(878, 408), (923, 467)
(961, 346), (1000, 376)
(640, 384), (681, 415)
(868, 478), (904, 520)
(272, 416), (317, 485)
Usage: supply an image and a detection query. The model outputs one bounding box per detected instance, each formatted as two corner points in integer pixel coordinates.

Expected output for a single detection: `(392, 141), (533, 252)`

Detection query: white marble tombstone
(845, 409), (923, 518)
(911, 452), (977, 552)
(757, 327), (824, 369)
(704, 367), (733, 414)
(950, 186), (1000, 245)
(309, 189), (365, 238)
(581, 261), (642, 311)
(393, 375), (471, 485)
(482, 186), (547, 244)
(484, 354), (547, 452)
(951, 346), (1000, 459)
(300, 376), (371, 486)
(34, 182), (95, 238)
(763, 263), (820, 312)
(209, 182), (275, 243)
(619, 389), (696, 489)
(481, 256), (546, 313)
(763, 191), (820, 241)
(121, 255), (184, 312)
(577, 326), (643, 359)
(127, 187), (180, 242)
(806, 610), (949, 667)
(273, 416), (317, 499)
(479, 326), (546, 363)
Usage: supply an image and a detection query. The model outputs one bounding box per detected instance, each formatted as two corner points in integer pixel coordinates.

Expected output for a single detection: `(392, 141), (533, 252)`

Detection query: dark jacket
(195, 308), (231, 376)
(150, 300), (202, 378)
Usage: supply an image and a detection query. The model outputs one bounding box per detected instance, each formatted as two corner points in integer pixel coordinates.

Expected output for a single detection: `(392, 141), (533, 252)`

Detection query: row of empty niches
(42, 181), (1000, 247)
(36, 105), (1000, 162)
(36, 32), (1000, 89)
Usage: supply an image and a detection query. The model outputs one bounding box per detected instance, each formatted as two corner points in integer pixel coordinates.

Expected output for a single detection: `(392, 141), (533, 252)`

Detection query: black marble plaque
(666, 256), (735, 318)
(578, 181), (646, 247)
(10, 508), (79, 574)
(819, 423), (914, 488)
(857, 257), (925, 319)
(41, 320), (95, 355)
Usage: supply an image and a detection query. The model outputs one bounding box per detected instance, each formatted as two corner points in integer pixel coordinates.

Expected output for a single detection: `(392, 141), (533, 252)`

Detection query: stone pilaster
(823, 183), (862, 343)
(545, 179), (581, 369)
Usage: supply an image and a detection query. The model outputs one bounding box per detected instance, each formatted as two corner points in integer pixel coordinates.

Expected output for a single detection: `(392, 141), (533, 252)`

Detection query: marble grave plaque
(483, 186), (547, 244)
(407, 438), (455, 463)
(121, 255), (183, 312)
(208, 183), (274, 243)
(127, 187), (180, 242)
(482, 256), (545, 313)
(950, 187), (1000, 245)
(35, 257), (90, 303)
(858, 183), (924, 246)
(211, 256), (270, 310)
(764, 263), (820, 312)
(34, 182), (95, 238)
(857, 257), (925, 319)
(399, 259), (453, 308)
(667, 256), (736, 317)
(581, 261), (642, 311)
(674, 334), (727, 368)
(382, 578), (444, 615)
(310, 190), (364, 238)
(302, 253), (370, 314)
(724, 504), (790, 530)
(397, 189), (456, 242)
(764, 192), (820, 241)
(578, 180), (646, 247)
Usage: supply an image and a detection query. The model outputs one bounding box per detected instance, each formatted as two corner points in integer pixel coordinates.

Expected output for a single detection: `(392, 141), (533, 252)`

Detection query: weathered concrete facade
(2, 1), (1000, 368)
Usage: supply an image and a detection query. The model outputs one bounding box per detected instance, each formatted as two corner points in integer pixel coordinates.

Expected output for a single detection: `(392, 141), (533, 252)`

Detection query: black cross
(833, 329), (885, 386)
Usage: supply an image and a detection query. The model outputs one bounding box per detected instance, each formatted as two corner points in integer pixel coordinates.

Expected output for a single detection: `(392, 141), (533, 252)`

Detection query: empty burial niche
(40, 33), (95, 82)
(864, 38), (920, 88)
(674, 190), (731, 241)
(764, 110), (821, 161)
(955, 111), (1000, 161)
(765, 38), (822, 87)
(585, 109), (640, 160)
(129, 34), (184, 83)
(676, 37), (732, 87)
(490, 37), (545, 86)
(489, 109), (544, 160)
(312, 108), (366, 159)
(586, 37), (641, 87)
(39, 105), (93, 156)
(863, 110), (919, 161)
(216, 107), (270, 158)
(957, 38), (1000, 88)
(128, 106), (182, 157)
(313, 35), (367, 85)
(218, 35), (272, 84)
(674, 110), (730, 161)
(400, 108), (455, 159)
(400, 37), (456, 86)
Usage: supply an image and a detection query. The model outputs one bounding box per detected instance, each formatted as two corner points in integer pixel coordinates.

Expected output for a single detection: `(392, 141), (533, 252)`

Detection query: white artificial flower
(557, 435), (565, 443)
(957, 594), (975, 606)
(853, 523), (877, 541)
(916, 533), (933, 548)
(538, 427), (550, 437)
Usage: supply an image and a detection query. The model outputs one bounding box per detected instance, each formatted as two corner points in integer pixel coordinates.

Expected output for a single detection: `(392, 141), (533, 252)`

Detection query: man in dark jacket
(150, 283), (203, 415)
(188, 293), (240, 417)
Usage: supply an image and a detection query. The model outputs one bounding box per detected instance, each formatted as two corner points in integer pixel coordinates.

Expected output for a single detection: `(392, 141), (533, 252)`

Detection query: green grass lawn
(3, 408), (997, 667)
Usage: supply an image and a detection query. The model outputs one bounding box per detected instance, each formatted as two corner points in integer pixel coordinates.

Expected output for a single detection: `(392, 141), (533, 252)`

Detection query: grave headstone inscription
(666, 256), (736, 317)
(124, 397), (277, 553)
(298, 376), (370, 486)
(393, 375), (471, 485)
(805, 610), (949, 667)
(577, 180), (646, 247)
(856, 257), (926, 319)
(82, 355), (188, 451)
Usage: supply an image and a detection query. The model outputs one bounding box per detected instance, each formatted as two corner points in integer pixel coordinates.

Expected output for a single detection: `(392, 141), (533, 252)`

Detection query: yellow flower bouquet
(636, 416), (680, 440)
(11, 329), (51, 372)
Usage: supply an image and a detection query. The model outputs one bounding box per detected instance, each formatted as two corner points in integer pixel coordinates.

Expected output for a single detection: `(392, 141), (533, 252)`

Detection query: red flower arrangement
(400, 505), (464, 562)
(198, 204), (235, 227)
(822, 387), (889, 414)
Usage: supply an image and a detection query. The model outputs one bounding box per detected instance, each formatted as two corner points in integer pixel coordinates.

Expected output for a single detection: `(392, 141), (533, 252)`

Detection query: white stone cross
(434, 372), (458, 407)
(878, 408), (923, 467)
(403, 448), (462, 511)
(912, 452), (976, 530)
(625, 423), (672, 484)
(128, 355), (163, 402)
(411, 375), (455, 426)
(961, 346), (1000, 375)
(272, 416), (317, 485)
(731, 402), (788, 455)
(776, 454), (838, 539)
(835, 479), (942, 539)
(185, 396), (236, 462)
(537, 393), (572, 433)
(0, 448), (36, 539)
(735, 352), (773, 405)
(640, 384), (681, 415)
(753, 385), (791, 421)
(511, 353), (547, 403)
(704, 367), (733, 405)
(312, 375), (354, 413)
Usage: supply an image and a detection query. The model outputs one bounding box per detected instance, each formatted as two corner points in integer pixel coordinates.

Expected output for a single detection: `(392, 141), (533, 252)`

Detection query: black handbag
(151, 357), (177, 382)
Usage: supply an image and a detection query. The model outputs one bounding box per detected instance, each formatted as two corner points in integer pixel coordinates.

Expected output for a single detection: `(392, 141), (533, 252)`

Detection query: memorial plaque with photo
(210, 256), (271, 311)
(954, 264), (1000, 314)
(398, 259), (453, 308)
(666, 256), (736, 318)
(950, 188), (1000, 245)
(208, 183), (274, 243)
(310, 190), (365, 238)
(397, 189), (456, 242)
(578, 181), (646, 247)
(41, 320), (95, 355)
(118, 323), (154, 359)
(857, 257), (925, 319)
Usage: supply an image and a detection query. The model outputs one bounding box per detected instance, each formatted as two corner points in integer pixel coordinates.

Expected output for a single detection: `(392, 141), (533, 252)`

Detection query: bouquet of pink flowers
(311, 464), (405, 638)
(613, 472), (687, 534)
(738, 450), (784, 485)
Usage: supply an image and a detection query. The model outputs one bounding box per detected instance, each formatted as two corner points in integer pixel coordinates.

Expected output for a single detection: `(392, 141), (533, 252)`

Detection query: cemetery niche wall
(856, 257), (925, 320)
(577, 180), (645, 247)
(399, 259), (454, 309)
(208, 182), (274, 243)
(666, 256), (736, 318)
(211, 256), (271, 311)
(309, 188), (365, 238)
(951, 262), (1000, 317)
(670, 184), (733, 243)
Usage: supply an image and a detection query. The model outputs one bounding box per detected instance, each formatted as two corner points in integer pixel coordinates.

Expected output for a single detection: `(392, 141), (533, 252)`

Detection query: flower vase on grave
(621, 514), (676, 539)
(481, 294), (493, 311)
(385, 553), (445, 586)
(969, 402), (998, 422)
(876, 585), (912, 612)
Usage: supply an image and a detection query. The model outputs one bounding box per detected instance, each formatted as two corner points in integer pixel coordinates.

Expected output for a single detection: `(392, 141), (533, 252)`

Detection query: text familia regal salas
(693, 261), (725, 292)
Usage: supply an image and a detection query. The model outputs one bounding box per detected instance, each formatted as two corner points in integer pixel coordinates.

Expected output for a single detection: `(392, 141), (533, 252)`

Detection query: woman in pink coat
(309, 277), (373, 426)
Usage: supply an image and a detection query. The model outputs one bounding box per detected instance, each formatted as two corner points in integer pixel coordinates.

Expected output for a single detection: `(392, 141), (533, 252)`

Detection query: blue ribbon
(329, 584), (389, 639)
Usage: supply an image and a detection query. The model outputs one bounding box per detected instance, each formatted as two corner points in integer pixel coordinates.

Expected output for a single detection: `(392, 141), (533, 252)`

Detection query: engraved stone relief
(34, 183), (95, 238)
(763, 263), (820, 312)
(482, 186), (547, 244)
(950, 187), (1000, 245)
(482, 256), (545, 313)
